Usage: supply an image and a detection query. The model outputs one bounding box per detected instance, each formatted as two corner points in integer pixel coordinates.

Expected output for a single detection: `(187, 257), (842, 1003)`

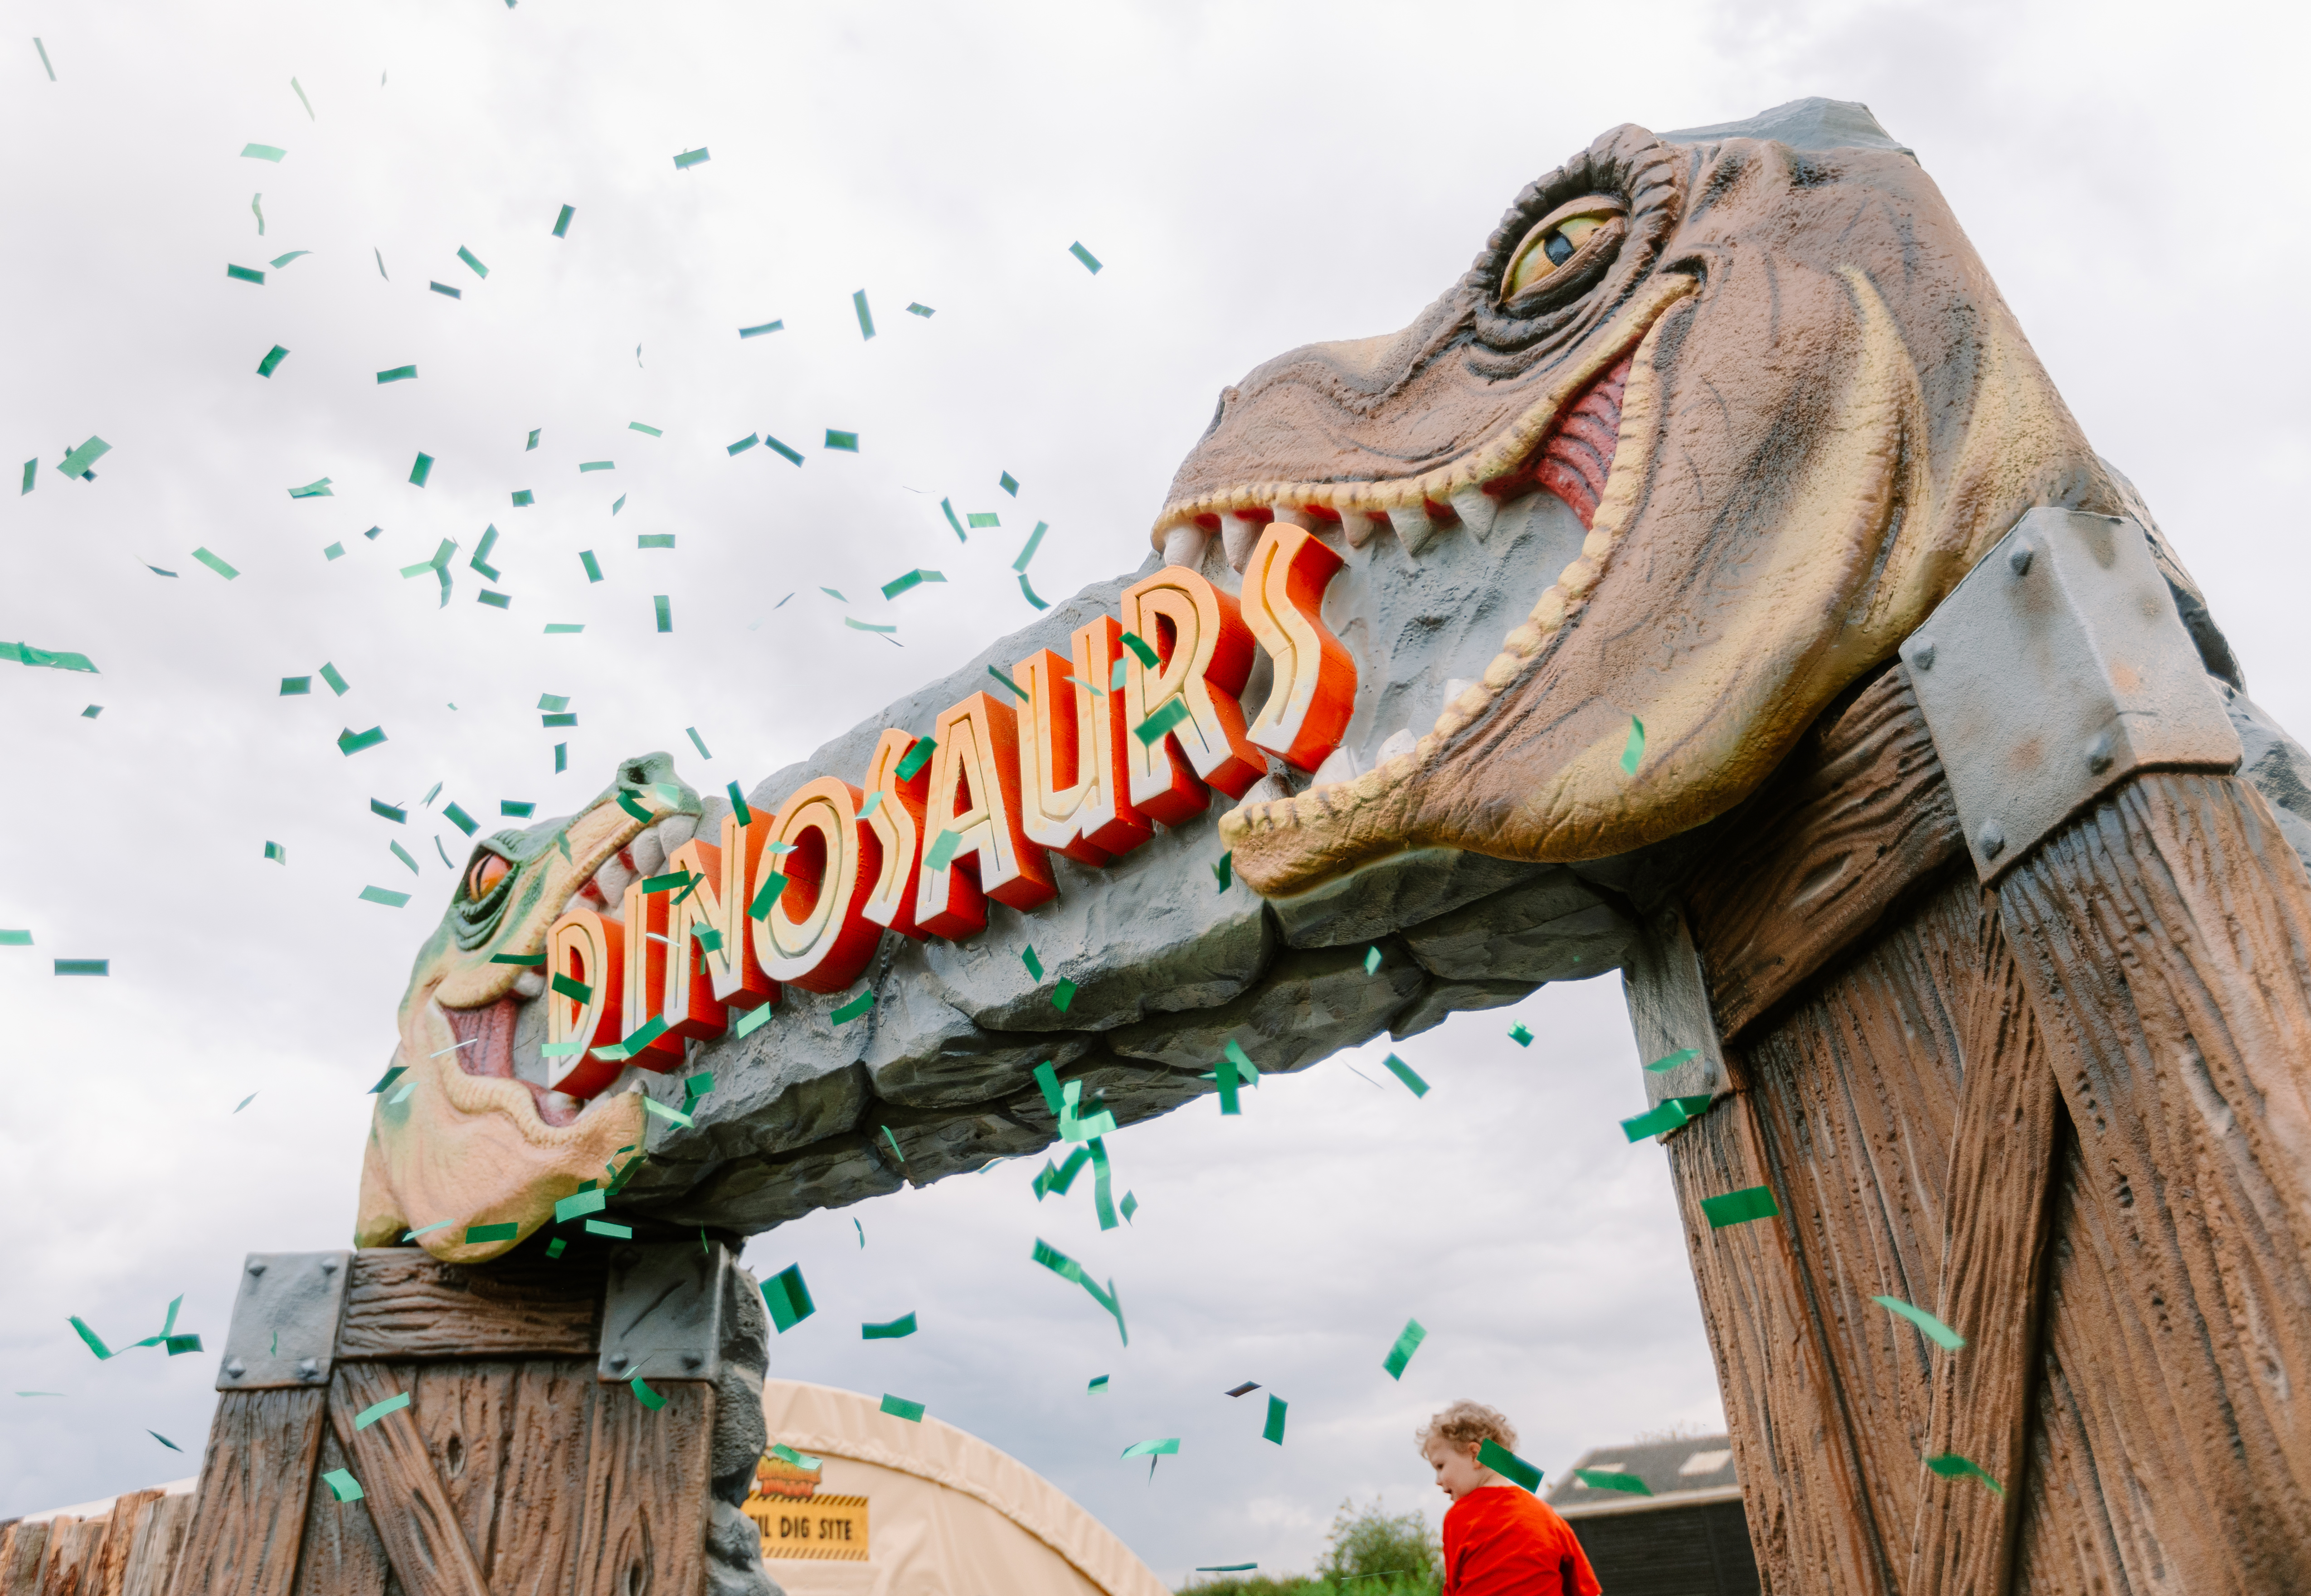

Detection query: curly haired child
(1419, 1401), (1601, 1596)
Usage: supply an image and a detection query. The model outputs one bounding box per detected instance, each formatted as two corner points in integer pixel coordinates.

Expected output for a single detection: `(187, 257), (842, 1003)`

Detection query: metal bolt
(2008, 544), (2034, 577)
(2086, 733), (2114, 774)
(224, 1359), (246, 1379)
(1979, 821), (2006, 858)
(297, 1358), (321, 1380)
(607, 1352), (629, 1372)
(319, 1257), (340, 1275)
(1909, 637), (1936, 671)
(247, 1261), (267, 1276)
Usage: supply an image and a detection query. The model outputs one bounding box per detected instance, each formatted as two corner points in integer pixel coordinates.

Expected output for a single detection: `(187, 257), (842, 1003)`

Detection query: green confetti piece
(1120, 1191), (1138, 1222)
(1702, 1184), (1782, 1228)
(825, 429), (860, 452)
(464, 1222), (518, 1243)
(1620, 1100), (1691, 1142)
(1214, 1051), (1242, 1116)
(281, 676), (312, 696)
(338, 725), (386, 755)
(542, 713), (576, 729)
(1646, 1047), (1699, 1074)
(374, 247), (388, 279)
(986, 665), (1029, 703)
(880, 1124), (905, 1163)
(725, 781), (753, 827)
(939, 498), (968, 541)
(858, 790), (885, 819)
(1021, 946), (1044, 981)
(269, 250), (311, 269)
(1089, 1137), (1118, 1228)
(287, 476), (333, 499)
(726, 432), (761, 457)
(684, 726), (712, 760)
(616, 789), (653, 822)
(457, 245), (487, 278)
(906, 302), (934, 317)
(52, 959), (107, 975)
(489, 950), (545, 966)
(1133, 697), (1191, 747)
(1382, 1318), (1426, 1380)
(739, 320), (783, 339)
(545, 623), (584, 634)
(369, 1064), (406, 1094)
(611, 494), (626, 513)
(673, 146), (710, 169)
(574, 549), (604, 585)
(322, 543), (344, 560)
(748, 870), (790, 922)
(1213, 852), (1233, 891)
(149, 1432), (184, 1453)
(654, 595), (672, 632)
(1012, 520), (1048, 571)
(1381, 1053), (1429, 1097)
(552, 204), (574, 238)
(637, 533), (674, 549)
(579, 460), (614, 473)
(764, 434), (804, 465)
(409, 452), (434, 487)
(882, 568), (947, 599)
(1575, 1466), (1654, 1496)
(318, 662), (349, 695)
(1873, 1295), (1967, 1350)
(763, 1264), (815, 1332)
(852, 290), (876, 340)
(35, 37), (55, 79)
(257, 344), (289, 377)
(500, 800), (534, 817)
(370, 798), (407, 823)
(630, 1375), (667, 1409)
(428, 281), (462, 299)
(880, 1393), (925, 1422)
(242, 142), (286, 161)
(555, 1187), (610, 1225)
(998, 471), (1020, 496)
(189, 547), (239, 580)
(734, 1001), (774, 1038)
(263, 841), (287, 865)
(862, 1312), (917, 1340)
(321, 1468), (364, 1502)
(628, 422), (662, 438)
(68, 1317), (114, 1359)
(507, 489), (534, 508)
(1621, 715), (1646, 775)
(1087, 1375), (1109, 1392)
(1196, 1568), (1257, 1577)
(20, 459), (34, 495)
(227, 263), (266, 285)
(555, 743), (568, 770)
(1263, 1394), (1287, 1446)
(0, 931), (29, 946)
(895, 737), (935, 780)
(375, 364), (418, 385)
(353, 1392), (410, 1430)
(359, 886), (410, 908)
(1111, 658), (1129, 690)
(1070, 242), (1103, 273)
(643, 1096), (693, 1127)
(586, 1219), (633, 1238)
(1926, 1453), (2006, 1497)
(545, 1237), (566, 1258)
(1051, 978), (1077, 1013)
(1508, 1022), (1534, 1047)
(1121, 1437), (1177, 1458)
(770, 1442), (824, 1471)
(924, 830), (962, 870)
(402, 1220), (452, 1241)
(1364, 945), (1383, 975)
(2, 640), (99, 672)
(1018, 573), (1049, 610)
(443, 802), (478, 836)
(1120, 630), (1161, 669)
(164, 1333), (202, 1355)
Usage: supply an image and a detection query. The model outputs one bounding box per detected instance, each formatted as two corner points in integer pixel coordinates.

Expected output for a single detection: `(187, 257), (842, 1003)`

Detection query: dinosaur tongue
(444, 995), (588, 1127)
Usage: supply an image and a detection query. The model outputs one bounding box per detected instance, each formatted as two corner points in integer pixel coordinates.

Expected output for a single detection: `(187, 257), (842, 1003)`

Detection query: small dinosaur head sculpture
(355, 754), (701, 1261)
(1174, 100), (2118, 894)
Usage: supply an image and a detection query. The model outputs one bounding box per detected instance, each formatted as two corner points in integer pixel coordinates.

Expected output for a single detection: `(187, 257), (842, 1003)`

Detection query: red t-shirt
(1442, 1484), (1602, 1596)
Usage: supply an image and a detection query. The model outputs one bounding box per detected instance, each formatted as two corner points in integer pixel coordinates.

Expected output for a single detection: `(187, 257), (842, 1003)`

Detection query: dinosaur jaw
(1211, 283), (1693, 895)
(1148, 273), (1695, 565)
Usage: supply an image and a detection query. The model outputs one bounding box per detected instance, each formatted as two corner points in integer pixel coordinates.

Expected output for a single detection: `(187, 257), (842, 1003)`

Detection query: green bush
(1177, 1499), (1441, 1596)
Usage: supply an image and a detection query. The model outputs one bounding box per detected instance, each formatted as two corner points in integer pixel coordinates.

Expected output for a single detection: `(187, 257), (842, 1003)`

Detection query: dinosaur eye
(466, 853), (511, 900)
(1503, 197), (1622, 300)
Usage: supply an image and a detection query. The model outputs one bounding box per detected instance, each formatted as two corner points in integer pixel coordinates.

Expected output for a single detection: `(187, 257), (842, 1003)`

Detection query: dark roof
(1545, 1436), (1739, 1510)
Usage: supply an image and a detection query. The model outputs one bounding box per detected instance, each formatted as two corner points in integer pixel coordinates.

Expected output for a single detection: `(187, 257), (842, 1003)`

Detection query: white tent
(751, 1380), (1169, 1596)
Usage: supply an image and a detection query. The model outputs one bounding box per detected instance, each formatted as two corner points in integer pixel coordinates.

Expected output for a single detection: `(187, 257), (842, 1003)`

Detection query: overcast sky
(5, 0), (2308, 1583)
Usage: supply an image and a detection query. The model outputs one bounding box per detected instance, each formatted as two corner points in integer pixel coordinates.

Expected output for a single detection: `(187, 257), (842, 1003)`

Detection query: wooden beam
(91, 1490), (162, 1596)
(162, 1390), (327, 1596)
(36, 1518), (104, 1596)
(0, 1522), (51, 1596)
(1995, 771), (2311, 1589)
(326, 1363), (491, 1596)
(569, 1379), (716, 1596)
(286, 1429), (388, 1596)
(117, 1499), (190, 1596)
(335, 1248), (604, 1362)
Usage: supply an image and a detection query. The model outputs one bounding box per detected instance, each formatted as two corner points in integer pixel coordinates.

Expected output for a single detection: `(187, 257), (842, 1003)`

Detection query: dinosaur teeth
(1386, 503), (1437, 555)
(1162, 524), (1211, 568)
(1220, 510), (1267, 572)
(1449, 487), (1499, 542)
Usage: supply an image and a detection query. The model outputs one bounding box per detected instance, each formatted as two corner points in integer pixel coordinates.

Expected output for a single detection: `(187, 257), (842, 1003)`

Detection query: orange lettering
(1241, 524), (1356, 770)
(1120, 567), (1264, 823)
(751, 776), (885, 992)
(1016, 620), (1151, 863)
(545, 909), (625, 1098)
(618, 878), (693, 1068)
(860, 730), (932, 939)
(916, 691), (1054, 938)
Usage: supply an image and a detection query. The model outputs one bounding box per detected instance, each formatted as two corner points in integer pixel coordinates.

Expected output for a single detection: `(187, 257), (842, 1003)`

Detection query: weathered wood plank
(36, 1518), (104, 1596)
(336, 1248), (603, 1361)
(435, 1361), (597, 1596)
(92, 1491), (161, 1596)
(1667, 1096), (1894, 1595)
(1903, 898), (2062, 1596)
(117, 1498), (190, 1596)
(570, 1379), (715, 1596)
(1, 1523), (51, 1596)
(162, 1389), (327, 1596)
(1685, 665), (1965, 1041)
(287, 1428), (389, 1596)
(1995, 771), (2311, 1591)
(326, 1363), (490, 1596)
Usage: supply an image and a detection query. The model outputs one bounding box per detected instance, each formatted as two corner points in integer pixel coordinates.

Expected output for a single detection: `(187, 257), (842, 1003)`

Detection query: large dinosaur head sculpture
(1181, 99), (2117, 894)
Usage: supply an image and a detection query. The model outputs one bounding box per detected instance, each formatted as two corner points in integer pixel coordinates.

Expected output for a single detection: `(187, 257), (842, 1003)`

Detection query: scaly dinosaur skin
(354, 756), (699, 1262)
(1177, 119), (2119, 895)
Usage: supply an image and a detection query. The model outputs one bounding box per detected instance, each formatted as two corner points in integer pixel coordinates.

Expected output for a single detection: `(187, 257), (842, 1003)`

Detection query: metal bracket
(1901, 509), (2242, 882)
(599, 1242), (730, 1384)
(215, 1251), (352, 1392)
(1620, 905), (1729, 1120)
